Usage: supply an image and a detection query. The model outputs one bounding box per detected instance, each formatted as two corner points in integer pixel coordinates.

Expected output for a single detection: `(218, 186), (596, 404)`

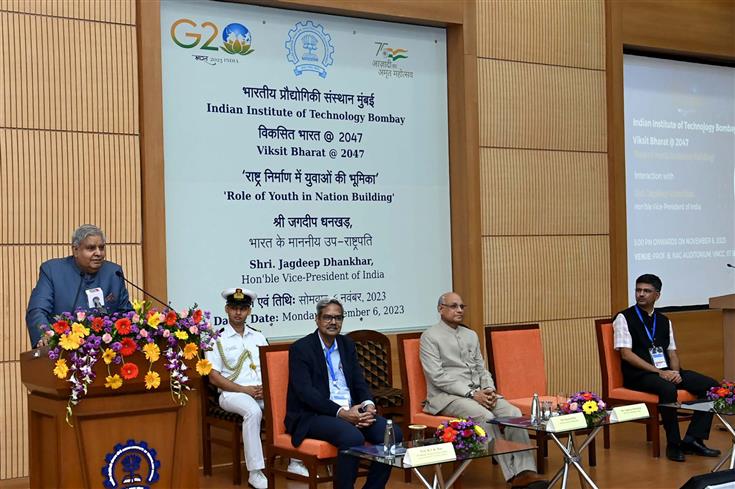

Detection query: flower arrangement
(434, 417), (488, 453)
(560, 391), (607, 426)
(707, 381), (735, 414)
(43, 300), (219, 424)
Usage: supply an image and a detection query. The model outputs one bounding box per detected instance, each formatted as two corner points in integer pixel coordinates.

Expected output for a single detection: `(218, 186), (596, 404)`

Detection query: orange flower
(441, 427), (457, 443)
(52, 320), (70, 334)
(196, 359), (213, 375)
(717, 388), (730, 397)
(91, 317), (105, 332)
(182, 342), (198, 360)
(120, 362), (139, 380)
(120, 337), (137, 356)
(114, 318), (132, 335)
(582, 392), (593, 400)
(165, 311), (178, 326)
(192, 309), (203, 324)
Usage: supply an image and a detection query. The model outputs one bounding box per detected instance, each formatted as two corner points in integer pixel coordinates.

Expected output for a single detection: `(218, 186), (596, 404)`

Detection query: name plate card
(610, 403), (649, 422)
(402, 442), (456, 467)
(546, 412), (587, 432)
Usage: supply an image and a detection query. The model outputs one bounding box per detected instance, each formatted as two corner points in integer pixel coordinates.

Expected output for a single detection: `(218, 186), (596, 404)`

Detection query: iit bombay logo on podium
(102, 439), (161, 489)
(285, 20), (334, 78)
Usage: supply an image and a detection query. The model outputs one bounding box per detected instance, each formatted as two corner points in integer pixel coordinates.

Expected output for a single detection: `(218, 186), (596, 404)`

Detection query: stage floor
(0, 421), (732, 488)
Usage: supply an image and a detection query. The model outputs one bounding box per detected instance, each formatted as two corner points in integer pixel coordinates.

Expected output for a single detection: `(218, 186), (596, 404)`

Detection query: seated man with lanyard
(285, 297), (401, 489)
(205, 288), (306, 488)
(613, 273), (720, 462)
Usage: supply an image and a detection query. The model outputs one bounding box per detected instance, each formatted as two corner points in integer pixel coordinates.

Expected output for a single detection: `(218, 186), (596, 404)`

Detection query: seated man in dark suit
(285, 297), (402, 489)
(614, 273), (720, 462)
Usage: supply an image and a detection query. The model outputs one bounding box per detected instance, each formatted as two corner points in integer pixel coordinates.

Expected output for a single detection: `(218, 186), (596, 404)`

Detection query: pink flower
(179, 309), (189, 319)
(132, 313), (140, 323)
(598, 400), (606, 409)
(139, 329), (149, 338)
(569, 402), (579, 411)
(102, 333), (113, 344)
(162, 329), (170, 338)
(76, 311), (86, 321)
(189, 326), (199, 334)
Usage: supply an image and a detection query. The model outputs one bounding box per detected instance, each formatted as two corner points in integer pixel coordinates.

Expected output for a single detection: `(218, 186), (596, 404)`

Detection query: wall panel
(482, 236), (610, 325)
(621, 0), (735, 59)
(477, 0), (605, 70)
(0, 130), (141, 245)
(480, 148), (608, 236)
(0, 361), (26, 480)
(0, 12), (138, 133)
(0, 0), (135, 25)
(541, 317), (601, 395)
(478, 58), (606, 151)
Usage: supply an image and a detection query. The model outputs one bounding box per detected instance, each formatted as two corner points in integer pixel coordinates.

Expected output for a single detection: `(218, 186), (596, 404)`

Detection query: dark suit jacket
(285, 330), (373, 447)
(26, 257), (132, 346)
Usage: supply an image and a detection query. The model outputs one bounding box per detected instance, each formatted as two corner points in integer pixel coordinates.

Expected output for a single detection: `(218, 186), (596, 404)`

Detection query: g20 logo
(170, 19), (254, 55)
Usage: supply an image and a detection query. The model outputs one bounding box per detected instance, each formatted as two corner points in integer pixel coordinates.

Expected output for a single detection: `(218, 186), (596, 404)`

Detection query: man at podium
(25, 224), (132, 347)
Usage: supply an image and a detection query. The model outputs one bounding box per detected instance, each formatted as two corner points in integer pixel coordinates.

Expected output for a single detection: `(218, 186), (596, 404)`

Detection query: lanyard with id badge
(325, 343), (351, 409)
(635, 305), (667, 369)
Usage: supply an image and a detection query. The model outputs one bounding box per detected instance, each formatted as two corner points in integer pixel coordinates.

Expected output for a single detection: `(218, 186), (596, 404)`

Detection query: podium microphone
(115, 270), (172, 310)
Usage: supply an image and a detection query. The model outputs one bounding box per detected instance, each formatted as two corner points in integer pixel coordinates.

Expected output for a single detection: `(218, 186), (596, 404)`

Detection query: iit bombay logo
(285, 20), (334, 78)
(102, 439), (161, 489)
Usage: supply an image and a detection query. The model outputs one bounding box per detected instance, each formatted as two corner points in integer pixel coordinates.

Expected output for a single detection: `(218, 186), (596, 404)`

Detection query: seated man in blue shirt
(285, 298), (401, 489)
(26, 224), (132, 347)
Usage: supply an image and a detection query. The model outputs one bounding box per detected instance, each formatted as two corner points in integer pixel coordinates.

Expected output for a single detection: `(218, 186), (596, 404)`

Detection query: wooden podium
(21, 349), (201, 489)
(710, 294), (735, 380)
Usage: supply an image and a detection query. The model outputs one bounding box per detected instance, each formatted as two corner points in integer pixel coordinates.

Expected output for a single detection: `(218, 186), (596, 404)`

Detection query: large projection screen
(160, 1), (452, 338)
(624, 54), (735, 307)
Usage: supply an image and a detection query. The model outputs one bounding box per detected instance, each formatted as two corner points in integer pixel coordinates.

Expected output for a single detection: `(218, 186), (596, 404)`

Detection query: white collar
(223, 322), (252, 338)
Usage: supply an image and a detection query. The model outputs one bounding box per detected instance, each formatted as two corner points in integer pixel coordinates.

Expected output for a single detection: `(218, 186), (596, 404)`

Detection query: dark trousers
(305, 414), (402, 489)
(625, 369), (718, 445)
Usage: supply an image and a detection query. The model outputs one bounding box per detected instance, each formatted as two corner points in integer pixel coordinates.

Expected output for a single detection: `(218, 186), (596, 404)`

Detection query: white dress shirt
(613, 311), (677, 351)
(206, 322), (268, 387)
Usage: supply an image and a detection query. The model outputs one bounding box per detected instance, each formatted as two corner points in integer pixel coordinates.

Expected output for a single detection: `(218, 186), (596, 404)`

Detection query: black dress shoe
(666, 444), (685, 462)
(681, 439), (721, 457)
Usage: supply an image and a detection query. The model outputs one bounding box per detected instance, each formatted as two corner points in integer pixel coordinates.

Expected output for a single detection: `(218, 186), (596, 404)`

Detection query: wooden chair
(485, 324), (595, 473)
(260, 343), (339, 489)
(200, 374), (245, 485)
(595, 318), (696, 458)
(347, 329), (404, 418)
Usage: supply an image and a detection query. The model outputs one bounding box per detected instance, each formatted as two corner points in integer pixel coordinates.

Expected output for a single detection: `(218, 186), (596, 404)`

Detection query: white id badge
(85, 287), (105, 308)
(649, 347), (668, 369)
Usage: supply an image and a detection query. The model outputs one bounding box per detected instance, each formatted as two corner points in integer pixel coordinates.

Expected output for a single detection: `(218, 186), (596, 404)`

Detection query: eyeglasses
(321, 314), (344, 323)
(441, 303), (467, 310)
